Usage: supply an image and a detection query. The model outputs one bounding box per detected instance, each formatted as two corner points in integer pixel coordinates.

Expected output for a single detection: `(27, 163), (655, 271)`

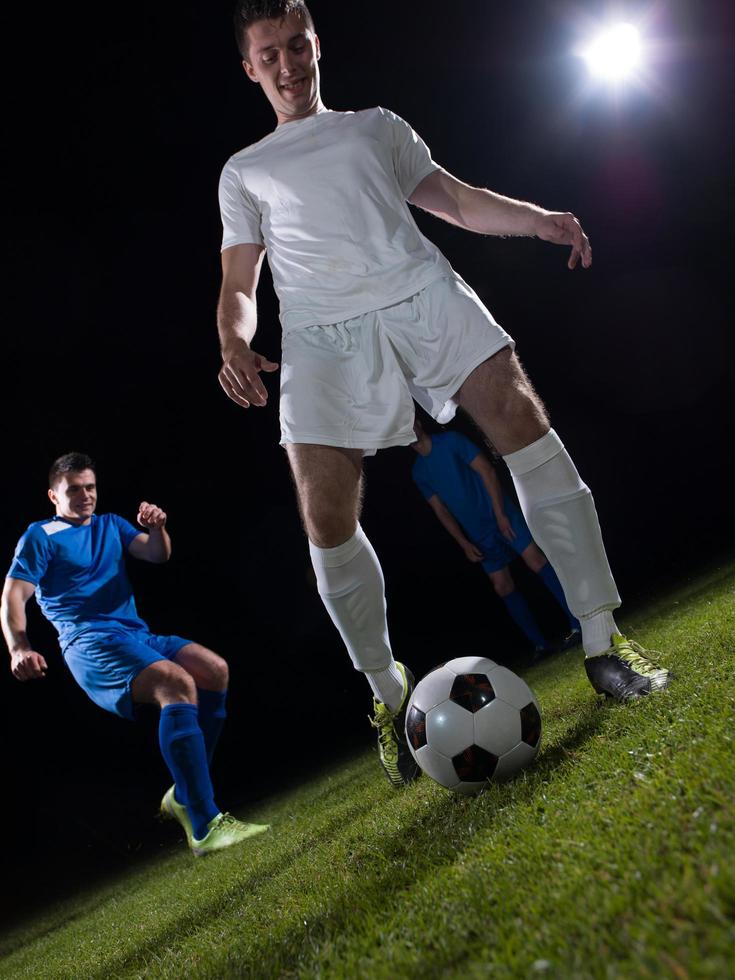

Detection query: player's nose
(279, 49), (296, 72)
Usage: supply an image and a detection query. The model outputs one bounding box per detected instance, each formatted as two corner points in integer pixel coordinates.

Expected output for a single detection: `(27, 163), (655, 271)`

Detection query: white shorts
(279, 274), (514, 454)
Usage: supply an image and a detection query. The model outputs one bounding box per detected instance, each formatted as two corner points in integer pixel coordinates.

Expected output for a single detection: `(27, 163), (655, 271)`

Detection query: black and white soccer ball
(405, 656), (542, 795)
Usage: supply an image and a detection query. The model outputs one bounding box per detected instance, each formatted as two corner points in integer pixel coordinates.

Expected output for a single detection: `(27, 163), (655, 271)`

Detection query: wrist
(527, 205), (551, 237)
(220, 336), (251, 360)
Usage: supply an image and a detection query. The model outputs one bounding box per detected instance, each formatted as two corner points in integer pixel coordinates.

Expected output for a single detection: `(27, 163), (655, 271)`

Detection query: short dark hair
(48, 453), (96, 489)
(233, 0), (315, 59)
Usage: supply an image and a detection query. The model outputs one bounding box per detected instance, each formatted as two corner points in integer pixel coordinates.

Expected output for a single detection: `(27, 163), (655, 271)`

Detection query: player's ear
(242, 59), (260, 83)
(47, 488), (57, 506)
(315, 33), (321, 60)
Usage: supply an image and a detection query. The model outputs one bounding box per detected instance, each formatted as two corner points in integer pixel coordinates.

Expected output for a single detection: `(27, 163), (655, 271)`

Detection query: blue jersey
(412, 431), (503, 543)
(7, 513), (147, 649)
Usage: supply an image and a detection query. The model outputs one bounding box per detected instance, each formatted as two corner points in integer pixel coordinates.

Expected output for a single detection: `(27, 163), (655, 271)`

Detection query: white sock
(580, 610), (619, 657)
(308, 524), (395, 680)
(365, 662), (405, 712)
(503, 430), (621, 646)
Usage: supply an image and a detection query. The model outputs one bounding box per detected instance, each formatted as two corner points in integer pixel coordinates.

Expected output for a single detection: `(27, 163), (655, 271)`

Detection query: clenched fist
(137, 502), (167, 529)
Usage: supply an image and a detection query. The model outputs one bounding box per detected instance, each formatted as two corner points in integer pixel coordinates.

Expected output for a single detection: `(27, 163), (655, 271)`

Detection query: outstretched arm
(426, 495), (484, 562)
(409, 169), (592, 270)
(1, 577), (48, 680)
(217, 243), (279, 408)
(128, 502), (172, 563)
(469, 454), (516, 542)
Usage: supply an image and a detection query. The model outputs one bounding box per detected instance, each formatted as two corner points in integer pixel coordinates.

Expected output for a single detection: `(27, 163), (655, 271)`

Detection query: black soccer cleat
(585, 633), (671, 702)
(369, 662), (421, 788)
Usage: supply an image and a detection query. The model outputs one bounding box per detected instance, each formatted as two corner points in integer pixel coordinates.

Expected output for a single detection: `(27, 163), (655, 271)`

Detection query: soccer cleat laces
(369, 662), (420, 788)
(585, 633), (670, 701)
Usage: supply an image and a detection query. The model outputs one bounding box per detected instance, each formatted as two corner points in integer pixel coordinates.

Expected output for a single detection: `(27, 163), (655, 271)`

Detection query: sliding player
(1, 453), (269, 855)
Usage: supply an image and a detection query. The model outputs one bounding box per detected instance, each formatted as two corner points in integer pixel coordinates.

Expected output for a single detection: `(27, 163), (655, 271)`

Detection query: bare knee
(488, 568), (515, 597)
(301, 496), (358, 547)
(203, 654), (229, 691)
(132, 660), (197, 708)
(173, 644), (229, 692)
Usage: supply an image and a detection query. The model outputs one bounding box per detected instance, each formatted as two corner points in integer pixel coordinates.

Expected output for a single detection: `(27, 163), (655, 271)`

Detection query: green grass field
(2, 562), (733, 980)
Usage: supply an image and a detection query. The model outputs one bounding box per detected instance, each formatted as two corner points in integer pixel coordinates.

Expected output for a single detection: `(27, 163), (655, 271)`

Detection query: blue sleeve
(449, 431), (482, 467)
(412, 463), (436, 501)
(7, 527), (50, 585)
(110, 514), (143, 551)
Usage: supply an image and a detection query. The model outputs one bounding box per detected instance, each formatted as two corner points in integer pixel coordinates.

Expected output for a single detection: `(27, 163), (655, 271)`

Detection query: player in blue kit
(1, 453), (269, 856)
(411, 419), (580, 657)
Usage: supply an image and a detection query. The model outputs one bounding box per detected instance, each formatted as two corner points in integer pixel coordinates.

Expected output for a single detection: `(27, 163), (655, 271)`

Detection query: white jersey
(219, 106), (453, 331)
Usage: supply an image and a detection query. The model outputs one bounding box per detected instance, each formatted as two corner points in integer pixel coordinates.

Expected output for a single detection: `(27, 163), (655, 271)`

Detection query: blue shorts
(63, 627), (192, 720)
(475, 503), (533, 574)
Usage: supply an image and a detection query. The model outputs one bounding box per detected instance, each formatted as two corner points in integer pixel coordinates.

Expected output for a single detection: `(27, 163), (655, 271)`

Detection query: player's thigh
(173, 642), (229, 692)
(457, 349), (548, 453)
(131, 658), (197, 707)
(504, 504), (534, 559)
(286, 443), (364, 546)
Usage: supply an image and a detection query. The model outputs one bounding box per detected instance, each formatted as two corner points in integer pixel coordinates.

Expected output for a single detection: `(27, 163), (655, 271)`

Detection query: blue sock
(158, 703), (219, 840)
(197, 688), (227, 766)
(537, 562), (580, 630)
(502, 590), (547, 649)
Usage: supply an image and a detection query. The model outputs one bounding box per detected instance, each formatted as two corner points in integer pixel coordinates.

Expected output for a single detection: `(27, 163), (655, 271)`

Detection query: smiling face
(48, 469), (98, 524)
(242, 10), (322, 125)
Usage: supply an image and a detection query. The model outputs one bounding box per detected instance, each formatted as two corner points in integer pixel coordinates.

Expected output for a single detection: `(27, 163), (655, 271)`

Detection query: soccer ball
(405, 657), (542, 795)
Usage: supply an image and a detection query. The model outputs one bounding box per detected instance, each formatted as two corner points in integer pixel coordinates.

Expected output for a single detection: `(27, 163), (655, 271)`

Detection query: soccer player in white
(216, 1), (670, 787)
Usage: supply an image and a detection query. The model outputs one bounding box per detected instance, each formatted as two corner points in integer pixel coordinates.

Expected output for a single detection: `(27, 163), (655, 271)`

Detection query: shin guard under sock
(309, 524), (393, 674)
(197, 688), (227, 765)
(504, 430), (620, 621)
(159, 703), (219, 840)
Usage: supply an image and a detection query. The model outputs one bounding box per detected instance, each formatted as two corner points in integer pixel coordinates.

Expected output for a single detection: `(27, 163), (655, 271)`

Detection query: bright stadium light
(581, 22), (643, 81)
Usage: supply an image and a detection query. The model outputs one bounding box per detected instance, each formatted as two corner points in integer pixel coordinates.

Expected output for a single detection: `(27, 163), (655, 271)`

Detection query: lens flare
(581, 23), (643, 81)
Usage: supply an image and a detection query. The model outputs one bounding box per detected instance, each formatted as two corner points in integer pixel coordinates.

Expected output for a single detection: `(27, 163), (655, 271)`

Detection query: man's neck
(276, 98), (326, 127)
(55, 512), (93, 527)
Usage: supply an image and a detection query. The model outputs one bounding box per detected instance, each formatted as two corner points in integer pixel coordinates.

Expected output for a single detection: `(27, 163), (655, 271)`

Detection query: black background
(1, 0), (733, 918)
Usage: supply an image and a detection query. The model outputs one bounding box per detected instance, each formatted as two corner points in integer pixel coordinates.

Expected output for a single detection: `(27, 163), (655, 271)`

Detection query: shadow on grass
(85, 701), (609, 979)
(0, 756), (374, 961)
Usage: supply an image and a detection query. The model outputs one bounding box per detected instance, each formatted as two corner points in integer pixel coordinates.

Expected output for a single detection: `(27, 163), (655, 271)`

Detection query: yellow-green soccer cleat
(585, 633), (671, 701)
(160, 785), (193, 846)
(369, 661), (420, 789)
(191, 812), (270, 857)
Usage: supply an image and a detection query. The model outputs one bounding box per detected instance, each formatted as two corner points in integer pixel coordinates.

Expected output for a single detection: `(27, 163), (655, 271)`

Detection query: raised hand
(137, 502), (167, 529)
